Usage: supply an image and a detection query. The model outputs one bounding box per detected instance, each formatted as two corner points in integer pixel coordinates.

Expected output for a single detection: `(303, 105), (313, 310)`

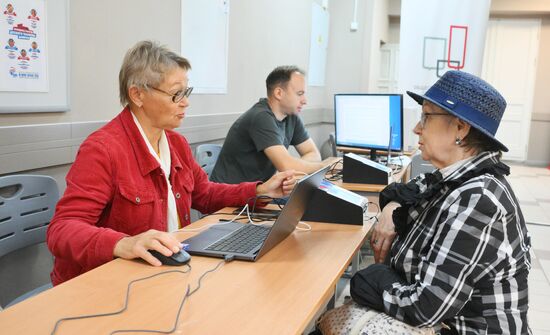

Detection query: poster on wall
(398, 0), (491, 107)
(397, 0), (490, 150)
(0, 0), (48, 92)
(308, 2), (329, 87)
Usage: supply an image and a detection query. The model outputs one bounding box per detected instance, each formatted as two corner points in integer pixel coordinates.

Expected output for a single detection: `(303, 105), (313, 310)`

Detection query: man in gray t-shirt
(211, 66), (331, 184)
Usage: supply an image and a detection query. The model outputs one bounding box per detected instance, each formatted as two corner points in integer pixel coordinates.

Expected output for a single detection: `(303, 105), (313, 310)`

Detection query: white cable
(181, 204), (251, 232)
(183, 199), (312, 233)
(295, 222), (312, 231)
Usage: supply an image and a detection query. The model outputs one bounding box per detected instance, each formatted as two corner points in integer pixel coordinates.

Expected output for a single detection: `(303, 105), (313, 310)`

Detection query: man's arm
(264, 144), (333, 174)
(295, 138), (322, 161)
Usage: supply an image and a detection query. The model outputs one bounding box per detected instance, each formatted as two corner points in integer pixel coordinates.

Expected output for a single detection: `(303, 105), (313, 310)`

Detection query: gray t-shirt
(211, 98), (309, 183)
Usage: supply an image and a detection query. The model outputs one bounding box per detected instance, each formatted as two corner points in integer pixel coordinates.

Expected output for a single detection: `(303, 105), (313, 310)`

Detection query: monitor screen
(334, 93), (403, 155)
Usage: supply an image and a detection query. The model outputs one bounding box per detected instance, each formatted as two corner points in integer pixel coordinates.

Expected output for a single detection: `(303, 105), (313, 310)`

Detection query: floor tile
(526, 278), (550, 294)
(528, 310), (550, 330)
(529, 292), (550, 313)
(527, 225), (550, 248)
(522, 177), (550, 202)
(509, 164), (536, 177)
(529, 268), (548, 282)
(538, 260), (550, 279)
(522, 205), (550, 225)
(509, 164), (550, 177)
(531, 256), (542, 269)
(509, 178), (538, 203)
(539, 201), (550, 216)
(533, 250), (550, 261)
(335, 279), (350, 306)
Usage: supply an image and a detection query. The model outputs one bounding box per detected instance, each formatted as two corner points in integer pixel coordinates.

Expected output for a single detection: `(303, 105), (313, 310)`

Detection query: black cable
(187, 259), (225, 296)
(200, 196), (276, 220)
(367, 201), (380, 214)
(109, 286), (191, 335)
(363, 201), (381, 224)
(200, 212), (242, 218)
(325, 159), (343, 180)
(110, 260), (226, 335)
(50, 266), (191, 335)
(50, 259), (227, 335)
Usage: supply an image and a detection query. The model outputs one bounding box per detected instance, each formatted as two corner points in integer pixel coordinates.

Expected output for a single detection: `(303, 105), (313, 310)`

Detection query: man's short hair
(266, 65), (305, 97)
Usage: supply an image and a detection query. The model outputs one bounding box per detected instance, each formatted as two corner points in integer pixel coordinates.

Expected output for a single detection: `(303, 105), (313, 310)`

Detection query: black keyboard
(205, 224), (270, 254)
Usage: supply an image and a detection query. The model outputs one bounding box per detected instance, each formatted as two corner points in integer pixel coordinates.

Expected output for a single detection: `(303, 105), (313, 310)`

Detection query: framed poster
(0, 0), (69, 113)
(181, 0), (229, 94)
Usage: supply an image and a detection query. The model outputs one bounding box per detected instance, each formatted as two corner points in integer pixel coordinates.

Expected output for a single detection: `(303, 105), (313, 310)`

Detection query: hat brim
(406, 91), (509, 152)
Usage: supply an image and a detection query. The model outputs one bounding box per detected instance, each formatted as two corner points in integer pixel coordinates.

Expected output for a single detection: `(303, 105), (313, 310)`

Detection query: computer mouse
(149, 249), (191, 266)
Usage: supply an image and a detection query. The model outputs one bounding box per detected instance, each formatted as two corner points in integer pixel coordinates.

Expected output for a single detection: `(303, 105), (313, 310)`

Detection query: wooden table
(0, 209), (370, 335)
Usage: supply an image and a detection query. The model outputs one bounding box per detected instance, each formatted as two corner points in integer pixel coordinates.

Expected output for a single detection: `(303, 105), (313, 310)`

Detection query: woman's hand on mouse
(113, 229), (181, 266)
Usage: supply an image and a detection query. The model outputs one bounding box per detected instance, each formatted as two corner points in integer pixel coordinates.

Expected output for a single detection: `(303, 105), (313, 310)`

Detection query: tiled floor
(333, 163), (550, 334)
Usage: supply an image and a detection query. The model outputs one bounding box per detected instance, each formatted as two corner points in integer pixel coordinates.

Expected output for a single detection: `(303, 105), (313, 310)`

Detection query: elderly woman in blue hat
(316, 71), (531, 335)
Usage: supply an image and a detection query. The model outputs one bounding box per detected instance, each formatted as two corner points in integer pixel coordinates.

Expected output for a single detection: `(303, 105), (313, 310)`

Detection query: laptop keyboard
(205, 224), (271, 254)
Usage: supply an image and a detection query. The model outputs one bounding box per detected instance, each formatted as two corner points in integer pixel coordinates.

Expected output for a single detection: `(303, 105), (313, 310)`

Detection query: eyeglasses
(419, 112), (450, 128)
(150, 86), (193, 103)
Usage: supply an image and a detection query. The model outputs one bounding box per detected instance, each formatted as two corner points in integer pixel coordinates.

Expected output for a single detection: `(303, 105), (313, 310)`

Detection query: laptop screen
(254, 165), (330, 259)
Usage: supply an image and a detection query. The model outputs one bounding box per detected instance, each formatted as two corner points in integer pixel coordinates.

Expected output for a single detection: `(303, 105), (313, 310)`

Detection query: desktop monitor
(334, 93), (403, 161)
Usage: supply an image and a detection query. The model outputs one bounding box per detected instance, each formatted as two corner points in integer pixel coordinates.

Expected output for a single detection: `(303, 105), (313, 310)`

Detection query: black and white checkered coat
(352, 151), (531, 334)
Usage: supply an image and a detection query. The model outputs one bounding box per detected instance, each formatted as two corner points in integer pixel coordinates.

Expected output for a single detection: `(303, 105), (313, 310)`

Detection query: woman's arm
(46, 140), (124, 270)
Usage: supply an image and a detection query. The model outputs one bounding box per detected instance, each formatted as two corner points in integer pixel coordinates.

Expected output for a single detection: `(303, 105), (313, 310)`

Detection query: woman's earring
(455, 137), (462, 145)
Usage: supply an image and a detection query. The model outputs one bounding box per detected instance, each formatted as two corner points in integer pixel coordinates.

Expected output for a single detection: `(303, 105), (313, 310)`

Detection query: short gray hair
(118, 40), (191, 106)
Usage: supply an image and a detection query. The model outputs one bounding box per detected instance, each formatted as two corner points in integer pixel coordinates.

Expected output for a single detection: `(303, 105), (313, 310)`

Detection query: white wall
(325, 0), (369, 101)
(381, 0), (550, 165)
(360, 0), (389, 92)
(325, 0), (389, 99)
(0, 0), (328, 127)
(5, 0), (455, 180)
(190, 0), (326, 116)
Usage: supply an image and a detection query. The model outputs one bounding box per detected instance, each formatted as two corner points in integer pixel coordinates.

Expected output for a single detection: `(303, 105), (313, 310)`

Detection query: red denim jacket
(47, 107), (258, 285)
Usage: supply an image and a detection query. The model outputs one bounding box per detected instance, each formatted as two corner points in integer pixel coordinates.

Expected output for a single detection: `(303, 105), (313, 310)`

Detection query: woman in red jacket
(47, 40), (295, 285)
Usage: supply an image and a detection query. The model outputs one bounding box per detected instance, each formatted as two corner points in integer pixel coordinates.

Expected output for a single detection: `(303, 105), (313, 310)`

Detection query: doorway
(482, 19), (540, 161)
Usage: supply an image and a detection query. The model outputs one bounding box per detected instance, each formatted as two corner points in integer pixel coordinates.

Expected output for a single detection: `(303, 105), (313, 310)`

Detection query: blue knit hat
(407, 70), (508, 152)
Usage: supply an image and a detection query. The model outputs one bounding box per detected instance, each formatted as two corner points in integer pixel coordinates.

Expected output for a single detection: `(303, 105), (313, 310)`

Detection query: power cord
(183, 195), (312, 232)
(363, 201), (380, 225)
(51, 259), (229, 335)
(50, 266), (192, 335)
(325, 159), (344, 181)
(181, 203), (253, 232)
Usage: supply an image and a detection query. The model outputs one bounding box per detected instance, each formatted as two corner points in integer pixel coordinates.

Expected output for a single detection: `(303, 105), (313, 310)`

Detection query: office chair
(329, 132), (340, 157)
(409, 151), (434, 179)
(321, 132), (341, 160)
(328, 132), (337, 157)
(0, 175), (59, 308)
(195, 143), (223, 178)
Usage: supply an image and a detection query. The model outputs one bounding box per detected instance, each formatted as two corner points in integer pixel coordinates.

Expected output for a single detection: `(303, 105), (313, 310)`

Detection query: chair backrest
(0, 175), (60, 258)
(409, 152), (435, 180)
(195, 144), (223, 178)
(329, 132), (339, 157)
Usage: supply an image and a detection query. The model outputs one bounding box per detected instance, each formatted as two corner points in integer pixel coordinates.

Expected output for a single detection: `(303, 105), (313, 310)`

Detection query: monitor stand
(369, 149), (378, 162)
(369, 149), (389, 165)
